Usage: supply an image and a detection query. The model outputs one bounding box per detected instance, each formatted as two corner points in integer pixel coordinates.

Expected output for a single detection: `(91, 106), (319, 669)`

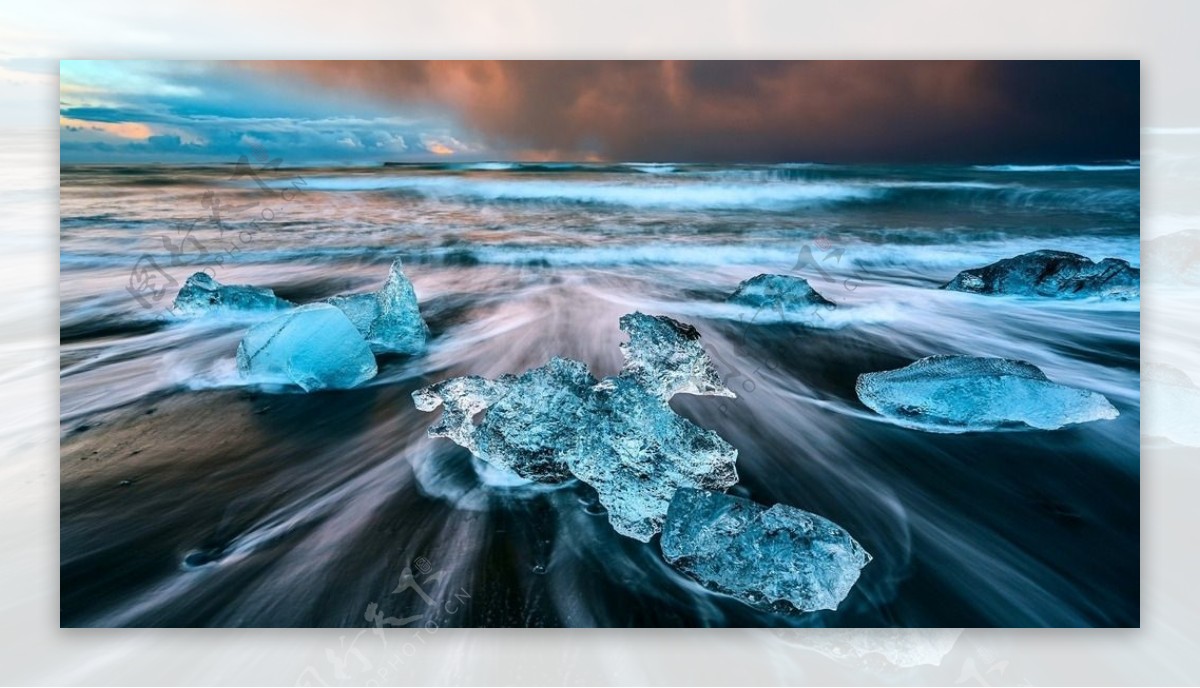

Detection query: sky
(59, 60), (1140, 165)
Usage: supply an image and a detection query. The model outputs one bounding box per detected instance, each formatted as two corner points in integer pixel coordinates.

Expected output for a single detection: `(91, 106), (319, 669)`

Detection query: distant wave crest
(973, 163), (1140, 172)
(285, 176), (887, 209)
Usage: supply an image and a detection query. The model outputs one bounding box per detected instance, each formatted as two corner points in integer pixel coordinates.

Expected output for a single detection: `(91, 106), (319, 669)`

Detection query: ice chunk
(942, 250), (1139, 299)
(367, 260), (430, 353)
(412, 313), (738, 541)
(617, 312), (736, 399)
(326, 260), (429, 354)
(324, 293), (379, 334)
(236, 304), (377, 391)
(571, 375), (738, 541)
(726, 273), (835, 311)
(413, 358), (595, 482)
(172, 272), (293, 316)
(1143, 362), (1200, 446)
(660, 488), (871, 613)
(856, 355), (1118, 432)
(412, 376), (500, 453)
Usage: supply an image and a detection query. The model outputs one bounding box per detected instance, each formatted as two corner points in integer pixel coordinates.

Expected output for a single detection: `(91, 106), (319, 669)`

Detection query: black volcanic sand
(61, 314), (1139, 628)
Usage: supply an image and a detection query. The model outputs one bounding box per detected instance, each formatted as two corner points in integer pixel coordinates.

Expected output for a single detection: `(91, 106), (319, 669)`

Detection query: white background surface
(1, 1), (1196, 684)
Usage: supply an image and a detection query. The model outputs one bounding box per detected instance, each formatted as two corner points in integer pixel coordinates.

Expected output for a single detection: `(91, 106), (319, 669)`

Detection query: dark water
(59, 161), (1139, 627)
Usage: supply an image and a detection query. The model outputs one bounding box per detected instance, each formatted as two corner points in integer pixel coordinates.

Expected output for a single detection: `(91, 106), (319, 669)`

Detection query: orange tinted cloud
(59, 116), (152, 140)
(244, 61), (1139, 163)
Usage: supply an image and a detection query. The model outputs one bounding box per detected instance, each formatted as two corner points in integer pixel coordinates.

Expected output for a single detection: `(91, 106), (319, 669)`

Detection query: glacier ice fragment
(856, 355), (1118, 432)
(726, 273), (835, 312)
(942, 250), (1139, 300)
(572, 374), (739, 541)
(367, 259), (430, 353)
(414, 358), (594, 482)
(660, 488), (871, 613)
(412, 312), (738, 541)
(326, 259), (429, 354)
(324, 293), (379, 334)
(236, 303), (377, 391)
(617, 312), (735, 399)
(172, 272), (293, 316)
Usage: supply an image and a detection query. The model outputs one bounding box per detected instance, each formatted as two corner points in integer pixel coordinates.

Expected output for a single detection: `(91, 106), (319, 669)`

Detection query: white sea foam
(279, 176), (887, 209)
(973, 163), (1140, 172)
(622, 163), (678, 174)
(454, 162), (518, 171)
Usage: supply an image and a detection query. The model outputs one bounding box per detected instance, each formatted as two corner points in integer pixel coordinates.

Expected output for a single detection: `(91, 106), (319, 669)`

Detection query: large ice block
(942, 250), (1139, 300)
(236, 304), (377, 391)
(571, 375), (738, 541)
(413, 357), (595, 482)
(660, 488), (872, 613)
(856, 355), (1118, 432)
(412, 312), (738, 541)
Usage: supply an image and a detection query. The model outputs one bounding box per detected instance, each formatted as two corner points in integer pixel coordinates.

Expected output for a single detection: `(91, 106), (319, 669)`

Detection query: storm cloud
(248, 60), (1139, 163)
(60, 61), (1138, 164)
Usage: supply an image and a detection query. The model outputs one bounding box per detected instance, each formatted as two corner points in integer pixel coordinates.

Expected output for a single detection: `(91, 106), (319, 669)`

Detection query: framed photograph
(59, 60), (1139, 629)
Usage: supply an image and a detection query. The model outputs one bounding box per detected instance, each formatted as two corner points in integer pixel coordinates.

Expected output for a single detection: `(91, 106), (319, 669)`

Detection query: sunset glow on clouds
(59, 60), (1139, 164)
(59, 61), (482, 163)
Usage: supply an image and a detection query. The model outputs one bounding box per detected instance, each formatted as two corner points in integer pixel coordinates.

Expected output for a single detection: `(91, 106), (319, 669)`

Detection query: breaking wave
(275, 176), (887, 209)
(973, 163), (1140, 172)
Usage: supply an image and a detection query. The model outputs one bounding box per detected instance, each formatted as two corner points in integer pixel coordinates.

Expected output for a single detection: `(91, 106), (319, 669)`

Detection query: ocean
(59, 161), (1140, 627)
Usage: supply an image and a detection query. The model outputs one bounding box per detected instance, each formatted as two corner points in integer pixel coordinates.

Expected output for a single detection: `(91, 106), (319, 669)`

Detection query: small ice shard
(368, 260), (430, 353)
(726, 273), (835, 311)
(172, 272), (293, 316)
(617, 312), (736, 399)
(660, 488), (871, 613)
(412, 312), (738, 541)
(412, 375), (501, 454)
(856, 355), (1118, 432)
(1143, 362), (1200, 446)
(325, 259), (429, 354)
(413, 358), (595, 482)
(572, 375), (739, 541)
(236, 303), (377, 391)
(942, 250), (1139, 299)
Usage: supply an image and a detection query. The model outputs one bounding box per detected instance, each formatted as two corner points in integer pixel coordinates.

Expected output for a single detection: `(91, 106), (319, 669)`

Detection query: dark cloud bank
(251, 60), (1139, 164)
